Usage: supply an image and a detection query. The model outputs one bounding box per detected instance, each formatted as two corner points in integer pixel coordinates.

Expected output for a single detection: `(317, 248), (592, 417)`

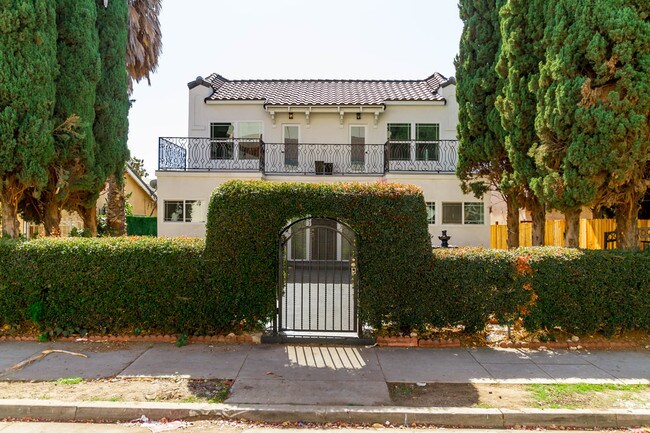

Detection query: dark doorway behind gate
(268, 217), (369, 343)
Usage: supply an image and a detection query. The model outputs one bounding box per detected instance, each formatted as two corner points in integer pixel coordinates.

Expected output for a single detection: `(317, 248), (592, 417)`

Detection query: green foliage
(92, 0), (129, 194)
(532, 0), (650, 215)
(424, 248), (527, 332)
(1, 192), (647, 336)
(126, 216), (157, 236)
(520, 247), (650, 334)
(204, 180), (433, 332)
(129, 156), (148, 179)
(427, 247), (650, 334)
(56, 377), (83, 385)
(175, 334), (188, 347)
(0, 237), (216, 335)
(0, 0), (57, 234)
(51, 0), (101, 206)
(455, 0), (509, 199)
(496, 0), (547, 220)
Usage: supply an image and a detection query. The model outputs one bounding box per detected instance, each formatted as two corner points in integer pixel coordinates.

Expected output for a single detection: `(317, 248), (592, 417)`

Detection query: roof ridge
(200, 72), (450, 104)
(224, 78), (432, 83)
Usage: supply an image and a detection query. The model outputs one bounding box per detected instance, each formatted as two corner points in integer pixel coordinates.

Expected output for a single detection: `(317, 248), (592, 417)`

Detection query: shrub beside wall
(0, 237), (219, 335)
(1, 181), (648, 338)
(520, 247), (650, 334)
(126, 216), (157, 236)
(426, 247), (650, 334)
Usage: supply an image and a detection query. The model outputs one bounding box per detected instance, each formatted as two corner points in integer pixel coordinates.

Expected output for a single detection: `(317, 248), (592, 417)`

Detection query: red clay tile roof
(198, 72), (453, 105)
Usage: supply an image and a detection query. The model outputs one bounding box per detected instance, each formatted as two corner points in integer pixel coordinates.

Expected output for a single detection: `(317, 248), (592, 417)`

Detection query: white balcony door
(350, 125), (366, 172)
(283, 125), (300, 168)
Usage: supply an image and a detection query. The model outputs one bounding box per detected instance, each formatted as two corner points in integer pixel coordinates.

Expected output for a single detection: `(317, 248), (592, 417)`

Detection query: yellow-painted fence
(490, 219), (650, 249)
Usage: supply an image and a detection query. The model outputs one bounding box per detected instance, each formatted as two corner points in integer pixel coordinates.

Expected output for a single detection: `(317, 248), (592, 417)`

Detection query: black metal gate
(273, 218), (360, 340)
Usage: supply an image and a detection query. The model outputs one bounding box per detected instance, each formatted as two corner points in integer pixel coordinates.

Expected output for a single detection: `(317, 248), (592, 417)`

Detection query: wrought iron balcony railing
(159, 137), (458, 175)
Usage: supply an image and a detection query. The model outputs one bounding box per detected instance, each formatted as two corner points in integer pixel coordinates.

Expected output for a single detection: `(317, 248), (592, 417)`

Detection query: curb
(0, 334), (259, 344)
(0, 400), (648, 428)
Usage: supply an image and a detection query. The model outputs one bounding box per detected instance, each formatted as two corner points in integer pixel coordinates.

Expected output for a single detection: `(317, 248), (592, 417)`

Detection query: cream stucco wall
(159, 81), (489, 246)
(157, 170), (490, 247)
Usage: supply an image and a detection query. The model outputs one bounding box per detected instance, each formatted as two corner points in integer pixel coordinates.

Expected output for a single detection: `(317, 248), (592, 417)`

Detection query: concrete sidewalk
(0, 342), (649, 427)
(1, 341), (649, 406)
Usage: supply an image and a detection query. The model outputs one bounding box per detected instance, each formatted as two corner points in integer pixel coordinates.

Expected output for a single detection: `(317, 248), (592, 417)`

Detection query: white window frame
(163, 199), (207, 223)
(426, 202), (436, 225)
(441, 201), (485, 225)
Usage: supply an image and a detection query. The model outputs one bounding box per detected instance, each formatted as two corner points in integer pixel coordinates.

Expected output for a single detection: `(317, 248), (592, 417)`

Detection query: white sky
(127, 0), (463, 178)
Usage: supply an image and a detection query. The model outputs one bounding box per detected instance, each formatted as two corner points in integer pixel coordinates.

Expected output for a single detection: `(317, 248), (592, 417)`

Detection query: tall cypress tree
(91, 0), (130, 236)
(0, 0), (57, 238)
(28, 0), (102, 236)
(456, 0), (521, 247)
(496, 0), (548, 246)
(533, 0), (650, 249)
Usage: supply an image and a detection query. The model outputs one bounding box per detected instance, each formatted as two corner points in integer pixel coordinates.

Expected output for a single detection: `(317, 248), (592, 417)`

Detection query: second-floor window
(238, 122), (262, 160)
(210, 123), (234, 160)
(387, 123), (440, 161)
(387, 123), (411, 160)
(416, 124), (439, 161)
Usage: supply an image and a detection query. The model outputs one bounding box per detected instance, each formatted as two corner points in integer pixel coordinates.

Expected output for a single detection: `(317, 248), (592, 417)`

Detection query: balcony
(158, 137), (458, 175)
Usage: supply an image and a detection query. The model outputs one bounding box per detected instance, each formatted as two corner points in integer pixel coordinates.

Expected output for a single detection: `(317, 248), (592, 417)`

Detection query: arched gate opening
(271, 217), (362, 342)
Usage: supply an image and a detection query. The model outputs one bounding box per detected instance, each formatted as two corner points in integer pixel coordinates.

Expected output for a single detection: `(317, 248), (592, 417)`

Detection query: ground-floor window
(164, 200), (207, 222)
(426, 202), (436, 224)
(442, 202), (484, 225)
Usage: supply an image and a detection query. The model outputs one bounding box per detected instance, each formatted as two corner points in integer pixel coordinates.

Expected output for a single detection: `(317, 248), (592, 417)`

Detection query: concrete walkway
(1, 341), (649, 407)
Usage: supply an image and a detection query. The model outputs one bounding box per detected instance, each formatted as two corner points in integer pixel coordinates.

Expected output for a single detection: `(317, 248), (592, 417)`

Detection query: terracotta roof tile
(201, 72), (452, 105)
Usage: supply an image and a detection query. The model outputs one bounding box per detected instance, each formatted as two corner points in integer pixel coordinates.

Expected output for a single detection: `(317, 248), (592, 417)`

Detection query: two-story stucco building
(156, 71), (490, 247)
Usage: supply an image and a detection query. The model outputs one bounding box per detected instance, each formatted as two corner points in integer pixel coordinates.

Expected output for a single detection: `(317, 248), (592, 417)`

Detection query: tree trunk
(506, 194), (520, 249)
(564, 208), (581, 248)
(1, 196), (20, 238)
(79, 205), (97, 237)
(615, 199), (640, 251)
(42, 197), (61, 237)
(530, 199), (546, 246)
(106, 174), (126, 236)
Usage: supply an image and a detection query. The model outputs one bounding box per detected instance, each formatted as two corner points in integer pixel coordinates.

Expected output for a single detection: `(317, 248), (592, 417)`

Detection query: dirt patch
(0, 377), (231, 403)
(0, 380), (648, 409)
(388, 383), (650, 409)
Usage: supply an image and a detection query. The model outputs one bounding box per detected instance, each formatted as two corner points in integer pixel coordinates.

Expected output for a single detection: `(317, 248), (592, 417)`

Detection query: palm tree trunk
(106, 174), (126, 236)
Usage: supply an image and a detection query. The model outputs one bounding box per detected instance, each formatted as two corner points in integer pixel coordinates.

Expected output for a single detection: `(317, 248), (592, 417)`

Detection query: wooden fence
(491, 219), (650, 249)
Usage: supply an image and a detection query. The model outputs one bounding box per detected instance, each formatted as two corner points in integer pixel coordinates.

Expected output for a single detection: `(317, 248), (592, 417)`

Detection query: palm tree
(125, 0), (163, 90)
(102, 0), (162, 235)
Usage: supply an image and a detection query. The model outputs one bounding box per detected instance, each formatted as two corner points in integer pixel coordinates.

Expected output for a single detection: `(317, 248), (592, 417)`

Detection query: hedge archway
(204, 180), (432, 331)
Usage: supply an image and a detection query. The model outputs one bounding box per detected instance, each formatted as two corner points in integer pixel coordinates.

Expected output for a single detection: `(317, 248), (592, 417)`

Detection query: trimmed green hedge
(0, 181), (648, 338)
(519, 247), (650, 334)
(205, 180), (432, 331)
(126, 216), (157, 236)
(0, 237), (220, 335)
(426, 247), (650, 334)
